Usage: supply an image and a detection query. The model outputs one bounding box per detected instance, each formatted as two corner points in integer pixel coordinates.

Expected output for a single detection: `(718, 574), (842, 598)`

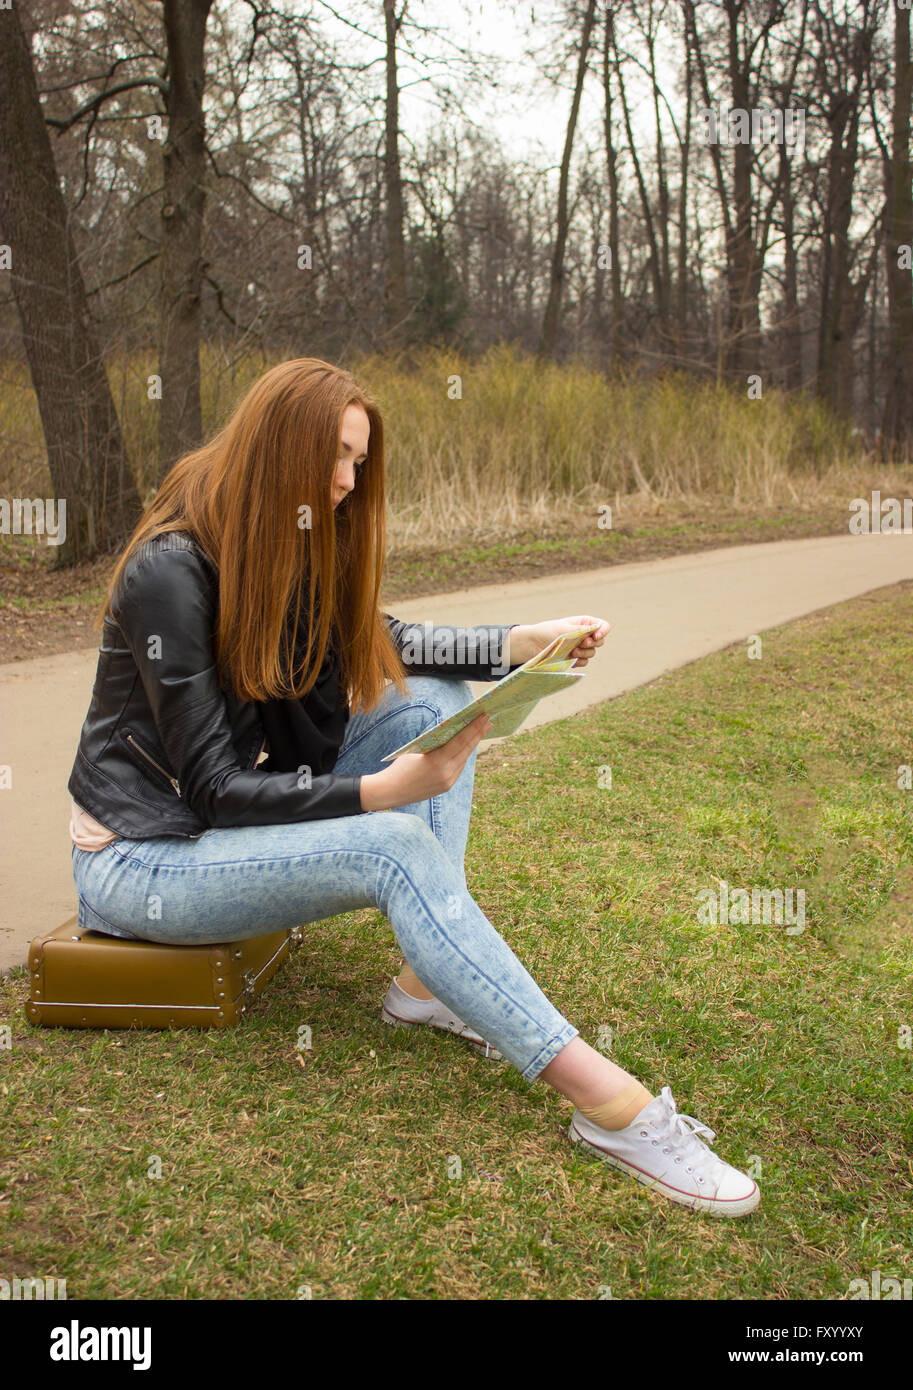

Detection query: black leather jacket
(68, 531), (520, 840)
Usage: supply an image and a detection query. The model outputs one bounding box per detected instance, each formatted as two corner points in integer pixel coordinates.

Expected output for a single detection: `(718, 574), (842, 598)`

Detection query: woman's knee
(370, 810), (449, 870)
(406, 675), (474, 720)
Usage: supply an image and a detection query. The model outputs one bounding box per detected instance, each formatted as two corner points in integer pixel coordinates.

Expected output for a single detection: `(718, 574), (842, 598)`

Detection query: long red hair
(97, 357), (410, 712)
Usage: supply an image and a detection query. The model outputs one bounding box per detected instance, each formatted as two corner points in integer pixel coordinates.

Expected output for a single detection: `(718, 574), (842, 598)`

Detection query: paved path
(1, 532), (911, 971)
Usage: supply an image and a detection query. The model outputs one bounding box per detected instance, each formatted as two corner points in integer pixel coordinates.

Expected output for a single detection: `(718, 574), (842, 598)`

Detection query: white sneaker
(381, 978), (503, 1060)
(568, 1085), (760, 1217)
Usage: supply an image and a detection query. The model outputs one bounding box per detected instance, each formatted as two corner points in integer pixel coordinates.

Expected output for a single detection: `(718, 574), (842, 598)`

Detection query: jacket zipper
(125, 731), (182, 797)
(125, 731), (263, 796)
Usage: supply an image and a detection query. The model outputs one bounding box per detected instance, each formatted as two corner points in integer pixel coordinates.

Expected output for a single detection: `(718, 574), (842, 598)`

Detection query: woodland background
(0, 0), (911, 566)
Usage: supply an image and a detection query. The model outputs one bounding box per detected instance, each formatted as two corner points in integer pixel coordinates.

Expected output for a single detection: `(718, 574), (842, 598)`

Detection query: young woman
(68, 357), (759, 1218)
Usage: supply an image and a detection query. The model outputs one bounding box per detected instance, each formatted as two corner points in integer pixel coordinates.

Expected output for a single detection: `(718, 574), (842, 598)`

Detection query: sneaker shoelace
(640, 1086), (723, 1190)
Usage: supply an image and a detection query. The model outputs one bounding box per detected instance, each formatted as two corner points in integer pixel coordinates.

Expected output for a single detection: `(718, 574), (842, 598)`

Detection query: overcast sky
(310, 0), (666, 168)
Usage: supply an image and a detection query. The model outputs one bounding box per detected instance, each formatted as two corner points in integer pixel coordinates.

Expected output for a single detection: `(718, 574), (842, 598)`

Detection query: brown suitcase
(26, 915), (302, 1029)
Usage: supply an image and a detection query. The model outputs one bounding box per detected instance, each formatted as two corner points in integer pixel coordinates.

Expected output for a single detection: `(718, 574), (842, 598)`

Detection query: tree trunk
(602, 3), (623, 359)
(815, 13), (874, 417)
(816, 93), (858, 413)
(158, 0), (214, 480)
(677, 20), (693, 358)
(882, 0), (913, 458)
(0, 5), (141, 565)
(383, 0), (409, 348)
(645, 4), (672, 331)
(610, 14), (666, 331)
(778, 140), (803, 389)
(539, 0), (598, 359)
(725, 0), (761, 379)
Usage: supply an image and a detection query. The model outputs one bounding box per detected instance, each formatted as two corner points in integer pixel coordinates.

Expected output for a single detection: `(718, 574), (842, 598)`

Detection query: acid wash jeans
(71, 675), (578, 1083)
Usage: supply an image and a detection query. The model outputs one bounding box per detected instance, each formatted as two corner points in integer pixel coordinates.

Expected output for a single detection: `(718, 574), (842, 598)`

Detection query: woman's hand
(511, 615), (611, 669)
(359, 713), (493, 812)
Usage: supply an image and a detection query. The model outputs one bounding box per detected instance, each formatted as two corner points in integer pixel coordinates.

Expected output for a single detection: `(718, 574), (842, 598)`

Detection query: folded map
(380, 624), (600, 761)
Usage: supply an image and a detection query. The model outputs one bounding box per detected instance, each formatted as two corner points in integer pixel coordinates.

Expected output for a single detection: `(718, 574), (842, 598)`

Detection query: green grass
(1, 584), (911, 1299)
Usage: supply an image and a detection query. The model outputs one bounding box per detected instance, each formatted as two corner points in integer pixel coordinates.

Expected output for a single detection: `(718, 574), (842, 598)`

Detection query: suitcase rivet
(215, 975), (224, 984)
(217, 991), (225, 999)
(232, 949), (242, 959)
(34, 990), (41, 997)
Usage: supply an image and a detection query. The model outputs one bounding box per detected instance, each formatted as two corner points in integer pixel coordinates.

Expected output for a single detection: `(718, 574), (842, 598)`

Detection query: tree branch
(45, 76), (168, 133)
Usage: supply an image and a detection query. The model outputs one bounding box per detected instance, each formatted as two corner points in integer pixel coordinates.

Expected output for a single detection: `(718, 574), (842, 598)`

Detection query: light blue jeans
(71, 676), (578, 1082)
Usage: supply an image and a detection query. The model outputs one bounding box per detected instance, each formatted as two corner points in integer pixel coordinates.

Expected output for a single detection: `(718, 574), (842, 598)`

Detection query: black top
(256, 592), (350, 777)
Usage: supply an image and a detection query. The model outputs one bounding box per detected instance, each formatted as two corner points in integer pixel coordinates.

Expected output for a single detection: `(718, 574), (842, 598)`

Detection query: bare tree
(677, 10), (694, 355)
(601, 1), (624, 357)
(0, 2), (141, 564)
(811, 0), (881, 416)
(880, 0), (913, 455)
(158, 0), (215, 477)
(382, 0), (410, 347)
(539, 0), (599, 358)
(608, 7), (668, 336)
